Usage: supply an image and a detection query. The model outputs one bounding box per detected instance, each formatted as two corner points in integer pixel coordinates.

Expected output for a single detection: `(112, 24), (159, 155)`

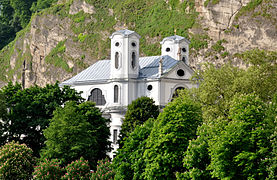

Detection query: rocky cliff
(0, 0), (276, 88)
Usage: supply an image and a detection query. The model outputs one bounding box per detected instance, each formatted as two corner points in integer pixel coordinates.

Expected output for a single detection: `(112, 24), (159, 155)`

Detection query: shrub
(0, 141), (36, 180)
(91, 158), (115, 180)
(62, 157), (91, 180)
(33, 159), (64, 180)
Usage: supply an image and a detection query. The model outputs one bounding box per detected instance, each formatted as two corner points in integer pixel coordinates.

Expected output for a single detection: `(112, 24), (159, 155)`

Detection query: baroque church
(60, 29), (196, 158)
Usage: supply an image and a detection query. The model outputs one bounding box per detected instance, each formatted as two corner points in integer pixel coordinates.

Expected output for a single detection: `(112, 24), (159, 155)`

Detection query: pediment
(162, 61), (195, 80)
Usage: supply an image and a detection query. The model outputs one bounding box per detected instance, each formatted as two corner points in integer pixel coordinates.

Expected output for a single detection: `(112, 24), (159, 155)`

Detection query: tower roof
(160, 35), (190, 44)
(109, 29), (141, 39)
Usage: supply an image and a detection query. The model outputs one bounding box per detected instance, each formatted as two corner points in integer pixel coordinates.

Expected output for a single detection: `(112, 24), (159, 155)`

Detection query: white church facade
(60, 29), (197, 158)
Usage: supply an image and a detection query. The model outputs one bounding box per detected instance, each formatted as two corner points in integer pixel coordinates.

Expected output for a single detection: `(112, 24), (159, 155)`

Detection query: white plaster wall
(165, 64), (193, 80)
(108, 112), (124, 158)
(161, 40), (189, 64)
(110, 34), (140, 79)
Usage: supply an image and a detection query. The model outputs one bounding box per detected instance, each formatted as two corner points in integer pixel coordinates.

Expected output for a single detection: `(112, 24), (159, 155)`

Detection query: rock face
(192, 0), (277, 66)
(0, 0), (276, 88)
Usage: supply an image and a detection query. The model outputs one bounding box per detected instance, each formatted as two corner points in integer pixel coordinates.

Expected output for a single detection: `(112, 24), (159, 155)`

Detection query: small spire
(177, 48), (181, 60)
(159, 57), (163, 76)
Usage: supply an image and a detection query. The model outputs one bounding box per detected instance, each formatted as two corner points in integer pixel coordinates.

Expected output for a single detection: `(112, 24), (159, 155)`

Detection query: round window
(131, 42), (136, 47)
(182, 48), (186, 52)
(177, 69), (185, 77)
(147, 85), (153, 91)
(115, 42), (120, 47)
(166, 47), (171, 52)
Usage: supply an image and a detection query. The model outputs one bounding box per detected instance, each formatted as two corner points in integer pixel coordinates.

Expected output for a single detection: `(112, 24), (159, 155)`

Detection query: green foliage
(143, 91), (202, 179)
(45, 39), (72, 72)
(208, 94), (270, 179)
(0, 82), (83, 156)
(31, 0), (58, 13)
(237, 49), (277, 102)
(113, 119), (155, 180)
(9, 0), (36, 28)
(179, 56), (277, 179)
(0, 141), (36, 180)
(78, 33), (88, 43)
(236, 0), (263, 19)
(91, 158), (115, 180)
(176, 135), (212, 179)
(204, 0), (220, 7)
(120, 96), (159, 140)
(41, 101), (111, 169)
(266, 94), (277, 179)
(211, 39), (226, 53)
(62, 157), (91, 180)
(33, 159), (64, 180)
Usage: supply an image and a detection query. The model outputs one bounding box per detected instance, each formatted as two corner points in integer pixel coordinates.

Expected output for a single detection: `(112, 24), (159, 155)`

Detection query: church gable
(162, 60), (194, 80)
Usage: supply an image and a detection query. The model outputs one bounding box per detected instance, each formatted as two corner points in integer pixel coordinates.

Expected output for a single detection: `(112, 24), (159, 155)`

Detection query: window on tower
(88, 88), (106, 106)
(115, 52), (119, 69)
(131, 52), (136, 69)
(114, 85), (119, 103)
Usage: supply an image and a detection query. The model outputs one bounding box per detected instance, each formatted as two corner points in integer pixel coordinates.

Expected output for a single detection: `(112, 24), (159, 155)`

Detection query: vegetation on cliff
(0, 0), (276, 86)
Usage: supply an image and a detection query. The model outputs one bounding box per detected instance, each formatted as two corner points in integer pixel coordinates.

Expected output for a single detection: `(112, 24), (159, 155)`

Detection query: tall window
(115, 52), (119, 69)
(114, 85), (119, 103)
(88, 88), (106, 105)
(113, 129), (118, 144)
(131, 52), (136, 69)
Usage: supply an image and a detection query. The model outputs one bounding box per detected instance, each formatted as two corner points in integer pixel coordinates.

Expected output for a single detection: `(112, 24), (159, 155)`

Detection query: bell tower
(110, 29), (141, 79)
(160, 35), (190, 65)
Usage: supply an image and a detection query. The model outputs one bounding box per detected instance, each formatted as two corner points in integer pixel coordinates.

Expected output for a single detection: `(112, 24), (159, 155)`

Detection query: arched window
(131, 52), (136, 69)
(88, 88), (106, 106)
(115, 52), (119, 69)
(114, 85), (119, 103)
(171, 87), (185, 101)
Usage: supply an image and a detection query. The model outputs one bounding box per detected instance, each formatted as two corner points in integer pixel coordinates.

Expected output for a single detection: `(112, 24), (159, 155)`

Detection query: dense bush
(62, 157), (91, 180)
(0, 141), (36, 180)
(33, 159), (64, 180)
(91, 159), (115, 180)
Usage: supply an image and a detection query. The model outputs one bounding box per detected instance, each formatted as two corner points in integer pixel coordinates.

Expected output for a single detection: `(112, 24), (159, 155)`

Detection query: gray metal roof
(160, 35), (191, 44)
(109, 29), (141, 39)
(60, 55), (179, 86)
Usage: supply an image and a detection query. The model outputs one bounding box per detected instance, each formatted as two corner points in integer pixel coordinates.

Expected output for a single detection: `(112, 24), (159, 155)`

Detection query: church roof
(61, 55), (179, 86)
(160, 35), (190, 44)
(109, 29), (141, 39)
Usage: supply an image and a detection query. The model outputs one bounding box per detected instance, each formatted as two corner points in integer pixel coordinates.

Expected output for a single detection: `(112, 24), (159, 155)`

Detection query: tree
(143, 91), (202, 179)
(113, 119), (155, 180)
(41, 101), (111, 169)
(176, 133), (212, 180)
(178, 53), (277, 179)
(120, 96), (159, 140)
(9, 0), (36, 28)
(31, 0), (57, 13)
(266, 94), (277, 179)
(208, 94), (271, 179)
(0, 82), (83, 156)
(0, 141), (36, 180)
